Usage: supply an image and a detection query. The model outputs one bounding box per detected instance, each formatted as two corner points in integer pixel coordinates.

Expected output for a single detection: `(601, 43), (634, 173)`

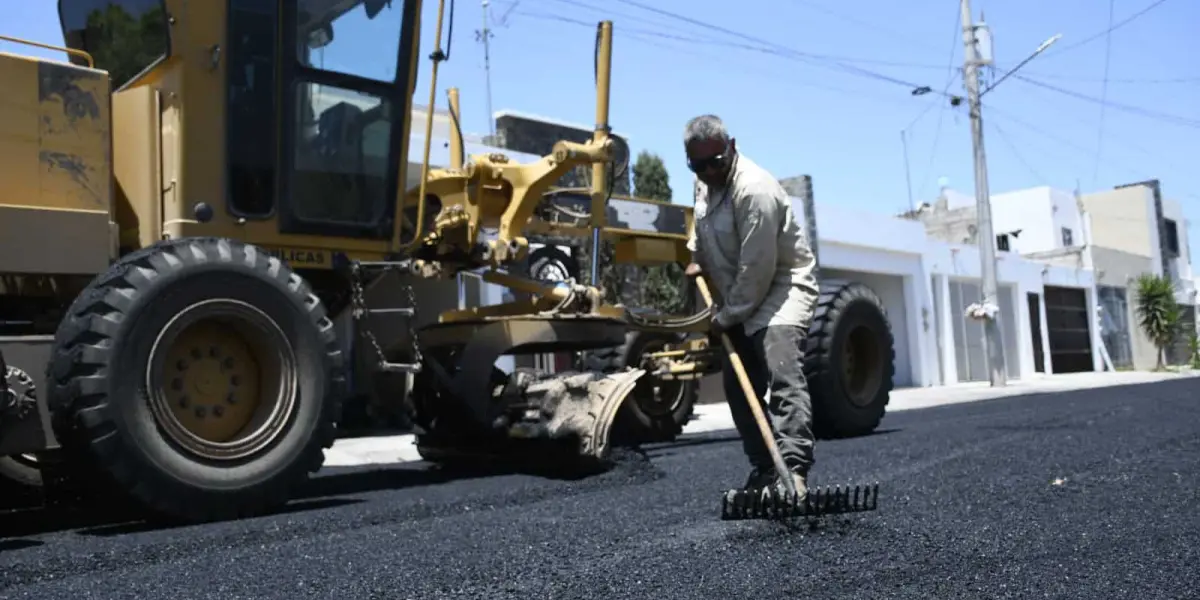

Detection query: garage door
(1043, 286), (1093, 373)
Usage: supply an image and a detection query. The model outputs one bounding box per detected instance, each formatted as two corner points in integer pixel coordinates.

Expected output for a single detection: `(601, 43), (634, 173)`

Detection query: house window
(1164, 219), (1180, 256)
(996, 234), (1010, 252)
(1061, 227), (1074, 247)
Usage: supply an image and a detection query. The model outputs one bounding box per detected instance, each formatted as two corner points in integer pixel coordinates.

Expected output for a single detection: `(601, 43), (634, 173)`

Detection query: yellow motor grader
(0, 0), (895, 523)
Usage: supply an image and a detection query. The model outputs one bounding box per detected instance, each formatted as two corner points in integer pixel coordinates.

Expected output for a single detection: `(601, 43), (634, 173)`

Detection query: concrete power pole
(960, 0), (1007, 386)
(477, 0), (496, 138)
(797, 175), (821, 274)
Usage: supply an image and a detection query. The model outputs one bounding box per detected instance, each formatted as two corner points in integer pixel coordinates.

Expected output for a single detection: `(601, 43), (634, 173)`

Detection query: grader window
(227, 0), (279, 217)
(58, 0), (170, 90)
(296, 0), (405, 84)
(291, 84), (394, 225)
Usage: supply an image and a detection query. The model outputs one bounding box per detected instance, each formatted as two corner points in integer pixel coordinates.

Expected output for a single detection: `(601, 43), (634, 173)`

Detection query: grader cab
(0, 0), (895, 524)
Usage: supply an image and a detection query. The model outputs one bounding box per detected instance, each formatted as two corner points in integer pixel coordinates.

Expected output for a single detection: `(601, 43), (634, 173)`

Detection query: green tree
(1133, 273), (1182, 370)
(82, 4), (168, 88)
(632, 151), (688, 314)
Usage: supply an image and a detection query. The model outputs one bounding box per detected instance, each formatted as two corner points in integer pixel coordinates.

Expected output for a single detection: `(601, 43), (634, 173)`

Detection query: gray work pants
(720, 324), (815, 475)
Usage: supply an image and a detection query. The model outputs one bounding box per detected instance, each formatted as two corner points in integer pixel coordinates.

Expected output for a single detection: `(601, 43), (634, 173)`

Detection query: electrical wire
(988, 119), (1048, 185)
(1012, 74), (1200, 129)
(904, 10), (962, 133)
(513, 10), (940, 107)
(1038, 0), (1174, 60)
(1018, 73), (1200, 85)
(911, 7), (966, 200)
(983, 102), (1159, 184)
(548, 1), (951, 71)
(1092, 0), (1117, 185)
(609, 0), (951, 95)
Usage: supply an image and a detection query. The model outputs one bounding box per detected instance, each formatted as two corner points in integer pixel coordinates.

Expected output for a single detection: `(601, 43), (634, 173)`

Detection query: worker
(682, 114), (820, 499)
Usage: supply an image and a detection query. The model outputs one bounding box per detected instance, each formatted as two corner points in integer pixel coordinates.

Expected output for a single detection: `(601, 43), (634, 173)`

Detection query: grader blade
(509, 368), (647, 462)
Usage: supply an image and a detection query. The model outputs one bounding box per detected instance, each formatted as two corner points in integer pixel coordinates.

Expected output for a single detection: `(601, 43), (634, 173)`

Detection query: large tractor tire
(805, 279), (895, 439)
(46, 237), (343, 523)
(583, 330), (698, 444)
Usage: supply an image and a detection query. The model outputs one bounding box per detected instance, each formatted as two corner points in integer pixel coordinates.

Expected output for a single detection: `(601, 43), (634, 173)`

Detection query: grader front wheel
(47, 238), (343, 524)
(146, 300), (297, 461)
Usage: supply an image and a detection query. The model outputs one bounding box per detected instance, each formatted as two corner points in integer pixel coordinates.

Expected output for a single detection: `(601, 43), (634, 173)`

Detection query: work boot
(743, 465), (777, 490)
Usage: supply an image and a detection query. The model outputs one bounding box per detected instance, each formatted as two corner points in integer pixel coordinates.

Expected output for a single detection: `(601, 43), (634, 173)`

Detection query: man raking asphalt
(681, 114), (879, 520)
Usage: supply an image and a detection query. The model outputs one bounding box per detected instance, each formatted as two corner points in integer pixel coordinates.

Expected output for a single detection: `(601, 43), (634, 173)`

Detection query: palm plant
(1133, 273), (1181, 370)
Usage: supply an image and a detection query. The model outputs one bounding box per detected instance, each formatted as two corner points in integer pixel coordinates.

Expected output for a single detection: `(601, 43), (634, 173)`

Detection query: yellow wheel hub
(160, 322), (263, 444)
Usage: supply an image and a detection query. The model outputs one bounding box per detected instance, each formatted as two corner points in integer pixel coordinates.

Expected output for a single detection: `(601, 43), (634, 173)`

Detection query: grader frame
(0, 0), (893, 524)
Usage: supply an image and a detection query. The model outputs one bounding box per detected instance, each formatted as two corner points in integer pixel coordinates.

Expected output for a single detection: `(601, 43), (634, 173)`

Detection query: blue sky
(6, 0), (1198, 239)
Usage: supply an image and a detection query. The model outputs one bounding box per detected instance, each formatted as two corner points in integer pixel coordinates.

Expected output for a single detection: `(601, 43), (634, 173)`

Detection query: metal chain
(348, 263), (422, 369)
(404, 283), (423, 364)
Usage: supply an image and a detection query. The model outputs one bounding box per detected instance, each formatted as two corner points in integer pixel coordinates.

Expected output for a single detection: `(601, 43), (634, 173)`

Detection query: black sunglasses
(688, 142), (731, 173)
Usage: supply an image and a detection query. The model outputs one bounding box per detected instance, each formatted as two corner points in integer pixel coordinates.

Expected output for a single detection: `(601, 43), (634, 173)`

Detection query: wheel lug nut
(195, 406), (206, 418)
(213, 405), (224, 417)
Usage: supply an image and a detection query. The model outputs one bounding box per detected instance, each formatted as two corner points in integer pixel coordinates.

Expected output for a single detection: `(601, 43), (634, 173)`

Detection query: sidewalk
(322, 369), (1200, 468)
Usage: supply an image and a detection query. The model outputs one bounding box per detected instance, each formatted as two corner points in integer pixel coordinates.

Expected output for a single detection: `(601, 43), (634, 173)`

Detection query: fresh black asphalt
(1, 378), (1198, 599)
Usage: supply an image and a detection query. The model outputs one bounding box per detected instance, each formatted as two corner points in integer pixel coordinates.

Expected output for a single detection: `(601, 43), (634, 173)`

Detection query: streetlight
(981, 33), (1063, 97)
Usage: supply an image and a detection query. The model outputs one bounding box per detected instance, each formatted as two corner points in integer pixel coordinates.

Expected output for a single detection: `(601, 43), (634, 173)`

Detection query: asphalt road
(2, 378), (1198, 599)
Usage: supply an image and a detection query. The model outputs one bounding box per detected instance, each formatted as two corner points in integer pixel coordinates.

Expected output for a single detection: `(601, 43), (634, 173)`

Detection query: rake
(694, 275), (882, 521)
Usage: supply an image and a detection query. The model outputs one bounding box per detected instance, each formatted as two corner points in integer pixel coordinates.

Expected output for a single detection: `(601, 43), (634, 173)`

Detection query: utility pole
(797, 175), (821, 274)
(960, 0), (1007, 386)
(476, 0), (496, 138)
(900, 130), (914, 210)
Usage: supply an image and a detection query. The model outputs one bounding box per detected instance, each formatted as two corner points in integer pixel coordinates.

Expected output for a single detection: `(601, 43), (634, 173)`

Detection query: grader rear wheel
(805, 279), (895, 439)
(47, 237), (343, 523)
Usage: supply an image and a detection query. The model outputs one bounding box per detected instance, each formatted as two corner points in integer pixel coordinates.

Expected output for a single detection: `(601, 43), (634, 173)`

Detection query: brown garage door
(1043, 286), (1093, 373)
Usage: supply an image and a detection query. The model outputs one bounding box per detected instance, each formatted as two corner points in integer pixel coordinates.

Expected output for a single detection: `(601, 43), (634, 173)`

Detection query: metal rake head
(720, 482), (880, 521)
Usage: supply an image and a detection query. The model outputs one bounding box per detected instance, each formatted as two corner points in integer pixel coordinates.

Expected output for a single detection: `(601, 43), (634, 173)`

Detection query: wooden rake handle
(694, 275), (797, 495)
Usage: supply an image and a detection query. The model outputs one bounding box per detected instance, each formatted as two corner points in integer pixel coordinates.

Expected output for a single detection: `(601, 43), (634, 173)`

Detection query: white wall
(990, 187), (1055, 253)
(1049, 188), (1084, 249)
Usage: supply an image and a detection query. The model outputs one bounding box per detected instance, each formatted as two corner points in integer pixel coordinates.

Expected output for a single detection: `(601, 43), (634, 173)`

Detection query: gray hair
(683, 114), (730, 146)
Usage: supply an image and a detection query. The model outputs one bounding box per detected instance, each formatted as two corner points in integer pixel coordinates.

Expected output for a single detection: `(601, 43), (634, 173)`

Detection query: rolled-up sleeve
(688, 179), (705, 264)
(713, 189), (779, 327)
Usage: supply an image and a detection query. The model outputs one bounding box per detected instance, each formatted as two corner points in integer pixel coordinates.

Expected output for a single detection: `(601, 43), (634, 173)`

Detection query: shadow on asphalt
(0, 453), (626, 540)
(0, 496), (366, 541)
(0, 538), (43, 551)
(0, 427), (901, 542)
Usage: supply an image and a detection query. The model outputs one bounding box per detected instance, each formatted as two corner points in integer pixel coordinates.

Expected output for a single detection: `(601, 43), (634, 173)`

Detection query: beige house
(1082, 180), (1196, 369)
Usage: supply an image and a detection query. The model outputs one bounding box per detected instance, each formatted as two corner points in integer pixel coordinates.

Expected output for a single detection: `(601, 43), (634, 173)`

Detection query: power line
(610, 0), (950, 95)
(787, 0), (947, 55)
(983, 103), (1182, 189)
(520, 9), (941, 69)
(1018, 73), (1200, 85)
(988, 120), (1048, 184)
(904, 8), (962, 133)
(513, 10), (931, 108)
(911, 7), (966, 200)
(1093, 0), (1116, 185)
(1039, 0), (1174, 60)
(1012, 74), (1200, 129)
